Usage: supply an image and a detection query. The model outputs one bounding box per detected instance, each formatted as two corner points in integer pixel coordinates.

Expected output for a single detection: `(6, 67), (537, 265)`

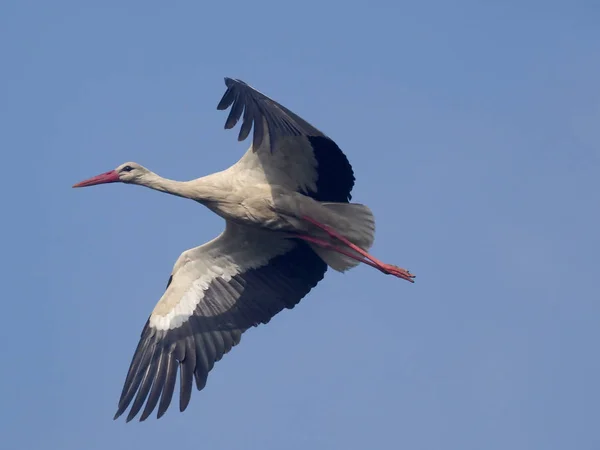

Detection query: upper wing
(113, 222), (327, 422)
(217, 77), (355, 203)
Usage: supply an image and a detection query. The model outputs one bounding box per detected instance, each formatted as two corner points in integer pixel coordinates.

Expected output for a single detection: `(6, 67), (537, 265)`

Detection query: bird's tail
(308, 203), (376, 272)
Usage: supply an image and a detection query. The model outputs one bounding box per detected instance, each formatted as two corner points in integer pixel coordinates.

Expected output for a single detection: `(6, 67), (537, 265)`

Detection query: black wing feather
(140, 351), (167, 421)
(178, 337), (195, 412)
(157, 352), (177, 419)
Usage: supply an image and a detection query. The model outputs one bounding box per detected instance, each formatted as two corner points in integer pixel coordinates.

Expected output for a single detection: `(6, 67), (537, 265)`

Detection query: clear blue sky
(2, 1), (599, 448)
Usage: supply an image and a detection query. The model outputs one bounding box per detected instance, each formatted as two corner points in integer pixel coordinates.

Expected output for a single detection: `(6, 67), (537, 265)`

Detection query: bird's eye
(122, 165), (134, 172)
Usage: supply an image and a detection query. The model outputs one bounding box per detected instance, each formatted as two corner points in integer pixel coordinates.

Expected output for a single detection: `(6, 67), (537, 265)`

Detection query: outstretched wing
(114, 222), (327, 422)
(217, 77), (355, 203)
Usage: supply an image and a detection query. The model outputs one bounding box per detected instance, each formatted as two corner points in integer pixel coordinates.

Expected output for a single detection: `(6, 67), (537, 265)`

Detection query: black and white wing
(217, 77), (355, 203)
(113, 223), (327, 422)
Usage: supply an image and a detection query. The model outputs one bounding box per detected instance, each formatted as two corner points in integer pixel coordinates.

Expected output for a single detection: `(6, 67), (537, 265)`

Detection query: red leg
(293, 234), (385, 272)
(295, 219), (415, 283)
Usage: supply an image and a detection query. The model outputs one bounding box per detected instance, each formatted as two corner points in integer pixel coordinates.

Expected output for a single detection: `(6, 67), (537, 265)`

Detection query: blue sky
(2, 1), (599, 448)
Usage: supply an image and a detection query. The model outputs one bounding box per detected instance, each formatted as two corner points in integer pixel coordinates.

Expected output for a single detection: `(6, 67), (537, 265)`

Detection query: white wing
(217, 77), (355, 203)
(114, 222), (328, 422)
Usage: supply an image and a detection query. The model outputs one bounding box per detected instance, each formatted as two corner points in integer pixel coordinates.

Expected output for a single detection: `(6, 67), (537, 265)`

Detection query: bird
(73, 77), (415, 422)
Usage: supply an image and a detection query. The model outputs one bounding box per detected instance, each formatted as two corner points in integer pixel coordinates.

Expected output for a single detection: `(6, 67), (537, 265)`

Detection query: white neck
(137, 172), (222, 204)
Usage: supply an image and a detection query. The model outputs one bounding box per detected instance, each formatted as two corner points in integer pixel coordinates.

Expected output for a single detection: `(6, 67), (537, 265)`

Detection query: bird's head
(72, 162), (150, 188)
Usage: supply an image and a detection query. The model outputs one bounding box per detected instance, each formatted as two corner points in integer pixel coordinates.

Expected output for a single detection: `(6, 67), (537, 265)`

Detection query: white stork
(73, 78), (415, 422)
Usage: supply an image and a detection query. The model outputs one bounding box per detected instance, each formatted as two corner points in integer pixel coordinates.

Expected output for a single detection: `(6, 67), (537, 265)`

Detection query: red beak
(72, 170), (120, 188)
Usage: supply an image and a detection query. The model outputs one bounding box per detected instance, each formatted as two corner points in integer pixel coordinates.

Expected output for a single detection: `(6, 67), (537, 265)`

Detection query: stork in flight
(73, 78), (415, 422)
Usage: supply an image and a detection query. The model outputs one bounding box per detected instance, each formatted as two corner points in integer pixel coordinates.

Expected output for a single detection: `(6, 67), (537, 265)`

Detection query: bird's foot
(379, 264), (416, 283)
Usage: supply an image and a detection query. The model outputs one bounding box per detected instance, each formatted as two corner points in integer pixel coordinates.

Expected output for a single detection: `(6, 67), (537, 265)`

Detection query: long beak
(72, 170), (120, 188)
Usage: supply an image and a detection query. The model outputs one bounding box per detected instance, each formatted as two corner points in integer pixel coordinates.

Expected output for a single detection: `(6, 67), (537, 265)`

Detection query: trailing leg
(294, 227), (415, 283)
